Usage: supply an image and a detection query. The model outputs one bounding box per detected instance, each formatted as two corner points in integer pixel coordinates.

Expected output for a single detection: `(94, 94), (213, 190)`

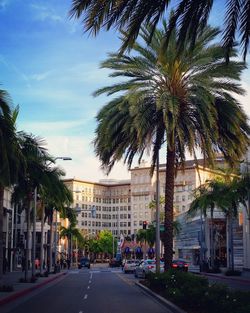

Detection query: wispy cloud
(0, 0), (11, 10)
(30, 3), (63, 23)
(44, 135), (130, 181)
(29, 70), (53, 81)
(0, 54), (31, 88)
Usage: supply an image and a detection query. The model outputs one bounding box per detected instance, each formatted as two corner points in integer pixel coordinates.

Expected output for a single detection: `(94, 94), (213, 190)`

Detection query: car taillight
(172, 264), (178, 268)
(184, 264), (188, 267)
(148, 265), (154, 269)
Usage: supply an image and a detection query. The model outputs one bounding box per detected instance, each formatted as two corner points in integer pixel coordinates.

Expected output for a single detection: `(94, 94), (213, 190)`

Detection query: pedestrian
(66, 258), (71, 270)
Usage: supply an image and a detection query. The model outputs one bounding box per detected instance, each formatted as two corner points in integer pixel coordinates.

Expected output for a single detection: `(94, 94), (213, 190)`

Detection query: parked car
(134, 259), (164, 278)
(109, 258), (122, 267)
(123, 260), (137, 274)
(78, 257), (90, 269)
(171, 259), (189, 271)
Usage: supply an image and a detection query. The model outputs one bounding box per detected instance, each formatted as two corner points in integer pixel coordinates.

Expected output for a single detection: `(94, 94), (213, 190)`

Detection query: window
(182, 195), (185, 201)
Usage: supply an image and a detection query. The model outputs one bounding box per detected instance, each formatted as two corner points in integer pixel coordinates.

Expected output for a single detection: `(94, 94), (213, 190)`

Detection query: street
(1, 266), (172, 313)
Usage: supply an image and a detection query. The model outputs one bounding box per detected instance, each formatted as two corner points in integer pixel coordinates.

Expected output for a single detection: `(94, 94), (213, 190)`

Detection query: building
(64, 158), (241, 268)
(63, 178), (131, 237)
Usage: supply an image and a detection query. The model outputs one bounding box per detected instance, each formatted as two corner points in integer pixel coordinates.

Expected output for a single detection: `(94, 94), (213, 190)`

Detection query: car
(109, 258), (122, 267)
(123, 260), (137, 274)
(78, 257), (90, 269)
(171, 259), (189, 271)
(134, 259), (164, 278)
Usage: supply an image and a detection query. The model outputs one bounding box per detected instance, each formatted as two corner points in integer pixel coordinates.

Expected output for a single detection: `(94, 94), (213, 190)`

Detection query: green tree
(70, 0), (250, 59)
(93, 21), (249, 270)
(189, 175), (250, 270)
(0, 91), (20, 280)
(60, 224), (84, 262)
(98, 230), (115, 256)
(189, 179), (228, 269)
(11, 133), (54, 281)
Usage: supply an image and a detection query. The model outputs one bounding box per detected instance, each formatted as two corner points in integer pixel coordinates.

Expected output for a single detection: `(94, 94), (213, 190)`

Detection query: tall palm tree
(0, 91), (20, 280)
(39, 168), (72, 274)
(12, 133), (53, 281)
(93, 22), (250, 270)
(70, 0), (250, 59)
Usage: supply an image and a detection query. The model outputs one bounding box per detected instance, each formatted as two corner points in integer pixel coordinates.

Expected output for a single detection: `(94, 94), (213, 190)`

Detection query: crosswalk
(68, 268), (123, 274)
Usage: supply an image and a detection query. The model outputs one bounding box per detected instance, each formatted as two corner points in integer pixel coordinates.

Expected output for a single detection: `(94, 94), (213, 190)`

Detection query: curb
(135, 282), (186, 313)
(0, 272), (67, 307)
(200, 273), (250, 285)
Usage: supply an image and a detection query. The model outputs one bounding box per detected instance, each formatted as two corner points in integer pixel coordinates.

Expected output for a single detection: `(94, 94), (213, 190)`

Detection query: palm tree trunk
(210, 207), (214, 269)
(0, 185), (4, 281)
(49, 210), (54, 273)
(164, 147), (175, 271)
(40, 204), (45, 274)
(25, 199), (31, 281)
(226, 214), (234, 270)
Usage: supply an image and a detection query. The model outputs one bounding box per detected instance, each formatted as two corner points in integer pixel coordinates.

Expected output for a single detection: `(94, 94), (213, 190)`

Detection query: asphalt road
(2, 267), (172, 313)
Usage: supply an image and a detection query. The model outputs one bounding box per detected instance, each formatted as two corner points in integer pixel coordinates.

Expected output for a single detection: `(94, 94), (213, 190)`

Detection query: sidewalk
(201, 271), (250, 284)
(0, 269), (67, 306)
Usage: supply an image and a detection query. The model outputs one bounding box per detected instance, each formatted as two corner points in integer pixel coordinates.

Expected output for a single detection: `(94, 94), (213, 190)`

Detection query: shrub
(146, 270), (250, 313)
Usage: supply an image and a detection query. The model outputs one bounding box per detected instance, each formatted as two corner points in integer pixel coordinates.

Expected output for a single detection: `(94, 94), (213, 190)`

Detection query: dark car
(172, 259), (189, 271)
(78, 257), (90, 269)
(109, 258), (122, 268)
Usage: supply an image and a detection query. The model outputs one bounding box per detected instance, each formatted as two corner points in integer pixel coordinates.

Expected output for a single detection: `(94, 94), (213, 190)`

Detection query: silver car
(123, 259), (138, 273)
(134, 259), (164, 278)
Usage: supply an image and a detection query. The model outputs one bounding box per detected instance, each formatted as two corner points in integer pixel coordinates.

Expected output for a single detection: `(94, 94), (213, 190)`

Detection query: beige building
(63, 179), (131, 237)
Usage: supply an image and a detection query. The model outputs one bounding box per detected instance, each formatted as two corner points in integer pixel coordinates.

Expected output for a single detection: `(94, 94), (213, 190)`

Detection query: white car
(123, 259), (138, 273)
(134, 259), (164, 278)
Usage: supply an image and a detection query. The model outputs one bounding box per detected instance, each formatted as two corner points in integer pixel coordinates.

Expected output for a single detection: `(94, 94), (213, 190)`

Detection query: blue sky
(0, 0), (249, 181)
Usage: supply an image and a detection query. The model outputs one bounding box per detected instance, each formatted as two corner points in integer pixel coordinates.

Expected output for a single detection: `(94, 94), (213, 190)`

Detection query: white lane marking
(87, 286), (90, 289)
(89, 280), (91, 284)
(79, 311), (83, 313)
(84, 294), (88, 300)
(90, 273), (93, 279)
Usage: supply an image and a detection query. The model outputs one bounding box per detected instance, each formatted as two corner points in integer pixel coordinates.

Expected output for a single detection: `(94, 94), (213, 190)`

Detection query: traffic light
(143, 221), (147, 230)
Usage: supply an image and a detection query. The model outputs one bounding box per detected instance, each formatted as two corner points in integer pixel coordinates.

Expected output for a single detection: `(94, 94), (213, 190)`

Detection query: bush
(0, 284), (14, 292)
(146, 270), (250, 313)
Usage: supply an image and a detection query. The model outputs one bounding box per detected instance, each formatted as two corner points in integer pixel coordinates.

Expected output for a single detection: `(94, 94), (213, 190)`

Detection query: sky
(0, 0), (250, 182)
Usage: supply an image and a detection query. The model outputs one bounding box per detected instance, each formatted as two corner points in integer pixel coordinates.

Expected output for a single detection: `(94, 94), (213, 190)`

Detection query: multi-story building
(63, 179), (131, 237)
(64, 158), (239, 268)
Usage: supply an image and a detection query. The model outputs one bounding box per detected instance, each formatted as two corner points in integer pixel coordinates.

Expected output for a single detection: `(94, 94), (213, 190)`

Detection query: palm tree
(93, 21), (250, 270)
(39, 169), (72, 274)
(60, 224), (83, 264)
(189, 176), (250, 271)
(70, 0), (250, 60)
(188, 179), (228, 269)
(12, 133), (53, 281)
(0, 91), (20, 280)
